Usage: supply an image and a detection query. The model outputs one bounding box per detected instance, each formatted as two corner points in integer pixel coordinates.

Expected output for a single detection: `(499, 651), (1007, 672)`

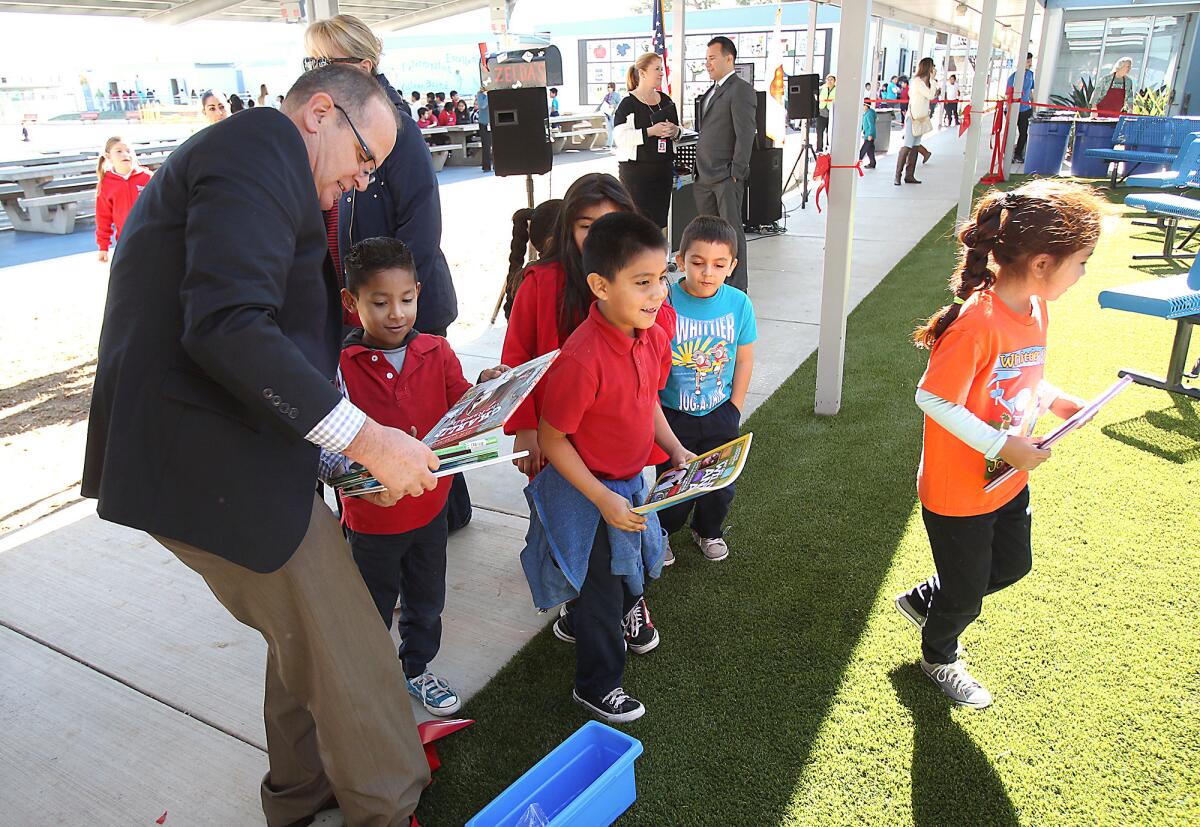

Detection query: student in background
(657, 216), (755, 565)
(898, 180), (1103, 709)
(859, 98), (877, 169)
(257, 84), (271, 107)
(322, 238), (507, 717)
(417, 107), (436, 128)
(598, 82), (622, 147)
(437, 102), (455, 126)
(549, 87), (560, 116)
(527, 211), (693, 723)
(502, 198), (563, 319)
(95, 136), (152, 263)
(453, 99), (470, 125)
(943, 74), (960, 126)
(411, 90), (421, 107)
(228, 93), (244, 113)
(1006, 53), (1035, 164)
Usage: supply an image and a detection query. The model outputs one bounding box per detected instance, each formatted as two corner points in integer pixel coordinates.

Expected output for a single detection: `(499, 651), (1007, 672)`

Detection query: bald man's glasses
(333, 102), (377, 185)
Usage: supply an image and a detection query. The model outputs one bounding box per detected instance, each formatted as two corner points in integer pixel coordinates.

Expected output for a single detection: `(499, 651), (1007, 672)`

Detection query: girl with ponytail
(898, 179), (1103, 709)
(502, 199), (562, 320)
(501, 173), (674, 478)
(95, 136), (152, 263)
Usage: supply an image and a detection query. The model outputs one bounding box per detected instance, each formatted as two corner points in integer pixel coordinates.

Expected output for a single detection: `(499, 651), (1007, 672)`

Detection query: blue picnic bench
(1124, 193), (1200, 261)
(1085, 115), (1200, 188)
(1098, 255), (1200, 399)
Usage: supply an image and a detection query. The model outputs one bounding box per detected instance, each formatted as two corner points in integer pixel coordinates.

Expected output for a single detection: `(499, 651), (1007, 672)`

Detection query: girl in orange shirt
(896, 180), (1103, 709)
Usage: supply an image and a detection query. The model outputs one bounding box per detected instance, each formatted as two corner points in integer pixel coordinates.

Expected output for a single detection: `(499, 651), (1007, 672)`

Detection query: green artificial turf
(417, 182), (1200, 826)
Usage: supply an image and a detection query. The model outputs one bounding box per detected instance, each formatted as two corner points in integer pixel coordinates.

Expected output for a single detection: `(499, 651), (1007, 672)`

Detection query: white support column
(956, 0), (998, 226)
(672, 0), (685, 118)
(306, 0), (337, 23)
(1003, 0), (1037, 167)
(806, 0), (819, 75)
(1035, 5), (1064, 109)
(813, 0), (871, 416)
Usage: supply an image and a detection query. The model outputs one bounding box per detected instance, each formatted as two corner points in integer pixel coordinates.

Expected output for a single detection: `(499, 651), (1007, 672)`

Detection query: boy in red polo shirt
(323, 238), (505, 717)
(526, 212), (694, 724)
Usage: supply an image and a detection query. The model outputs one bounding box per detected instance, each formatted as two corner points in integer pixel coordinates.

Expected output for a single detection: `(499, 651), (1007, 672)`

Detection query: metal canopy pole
(956, 0), (998, 227)
(813, 0), (871, 416)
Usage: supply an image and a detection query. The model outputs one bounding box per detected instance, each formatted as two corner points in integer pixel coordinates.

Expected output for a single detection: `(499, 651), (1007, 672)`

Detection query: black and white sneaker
(552, 603), (576, 644)
(572, 686), (646, 724)
(623, 597), (660, 654)
(894, 578), (937, 628)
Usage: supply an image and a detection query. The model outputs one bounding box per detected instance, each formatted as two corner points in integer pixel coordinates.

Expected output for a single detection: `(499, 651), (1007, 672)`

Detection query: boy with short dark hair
(657, 215), (756, 563)
(522, 211), (693, 724)
(322, 237), (504, 717)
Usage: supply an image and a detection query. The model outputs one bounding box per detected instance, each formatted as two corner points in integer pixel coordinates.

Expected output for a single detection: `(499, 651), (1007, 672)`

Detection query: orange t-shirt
(917, 290), (1049, 517)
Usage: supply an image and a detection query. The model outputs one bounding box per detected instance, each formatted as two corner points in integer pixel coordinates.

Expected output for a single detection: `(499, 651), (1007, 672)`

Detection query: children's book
(983, 375), (1133, 492)
(330, 352), (558, 496)
(631, 433), (753, 515)
(423, 351), (559, 451)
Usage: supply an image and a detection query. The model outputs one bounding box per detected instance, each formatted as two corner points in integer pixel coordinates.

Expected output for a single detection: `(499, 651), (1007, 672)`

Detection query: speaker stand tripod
(490, 174), (538, 324)
(783, 118), (819, 210)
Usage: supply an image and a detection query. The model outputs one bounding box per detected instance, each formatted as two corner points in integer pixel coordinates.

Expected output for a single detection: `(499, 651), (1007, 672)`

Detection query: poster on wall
(587, 40), (609, 61)
(740, 32), (767, 58)
(612, 39), (634, 61)
(686, 35), (709, 58)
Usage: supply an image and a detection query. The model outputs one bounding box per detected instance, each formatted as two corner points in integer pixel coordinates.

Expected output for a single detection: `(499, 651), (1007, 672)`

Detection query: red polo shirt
(339, 332), (472, 534)
(502, 260), (676, 440)
(541, 303), (672, 481)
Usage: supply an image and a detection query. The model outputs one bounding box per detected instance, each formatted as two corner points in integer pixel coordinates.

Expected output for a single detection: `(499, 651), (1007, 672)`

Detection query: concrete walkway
(0, 125), (966, 825)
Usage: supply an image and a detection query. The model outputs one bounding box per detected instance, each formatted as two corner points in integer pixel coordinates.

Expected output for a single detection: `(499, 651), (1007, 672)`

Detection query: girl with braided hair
(896, 180), (1104, 709)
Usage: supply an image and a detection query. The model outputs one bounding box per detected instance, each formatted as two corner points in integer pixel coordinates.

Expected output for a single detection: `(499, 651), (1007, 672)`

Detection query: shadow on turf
(890, 664), (1019, 827)
(1102, 396), (1200, 464)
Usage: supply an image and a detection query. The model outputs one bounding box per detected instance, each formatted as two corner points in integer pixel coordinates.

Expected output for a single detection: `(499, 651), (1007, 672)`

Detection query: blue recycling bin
(1070, 118), (1119, 178)
(1023, 118), (1072, 175)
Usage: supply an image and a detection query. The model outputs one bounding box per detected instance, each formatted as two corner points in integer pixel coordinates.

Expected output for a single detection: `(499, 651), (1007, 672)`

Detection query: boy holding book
(321, 237), (505, 716)
(657, 216), (756, 562)
(524, 211), (694, 723)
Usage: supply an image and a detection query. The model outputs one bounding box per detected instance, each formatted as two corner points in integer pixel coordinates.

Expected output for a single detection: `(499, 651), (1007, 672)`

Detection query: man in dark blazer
(82, 65), (436, 827)
(695, 35), (757, 293)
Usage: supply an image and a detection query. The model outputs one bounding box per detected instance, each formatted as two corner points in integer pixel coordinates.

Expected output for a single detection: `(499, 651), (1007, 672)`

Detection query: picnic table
(550, 113), (608, 153)
(0, 151), (171, 234)
(444, 124), (481, 167)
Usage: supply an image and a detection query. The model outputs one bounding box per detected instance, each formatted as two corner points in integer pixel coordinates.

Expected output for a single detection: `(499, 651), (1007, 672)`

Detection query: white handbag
(911, 115), (933, 137)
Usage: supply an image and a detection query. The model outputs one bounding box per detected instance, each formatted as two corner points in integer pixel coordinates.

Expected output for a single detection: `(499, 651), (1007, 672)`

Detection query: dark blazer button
(272, 395), (282, 406)
(279, 404), (291, 415)
(263, 388), (273, 398)
(289, 409), (299, 419)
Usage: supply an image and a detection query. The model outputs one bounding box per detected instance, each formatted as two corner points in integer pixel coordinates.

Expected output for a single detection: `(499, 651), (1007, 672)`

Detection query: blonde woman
(612, 51), (680, 230)
(1095, 57), (1134, 116)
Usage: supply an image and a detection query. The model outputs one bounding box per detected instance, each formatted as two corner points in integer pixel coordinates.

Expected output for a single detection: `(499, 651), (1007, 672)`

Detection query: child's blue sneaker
(407, 671), (462, 717)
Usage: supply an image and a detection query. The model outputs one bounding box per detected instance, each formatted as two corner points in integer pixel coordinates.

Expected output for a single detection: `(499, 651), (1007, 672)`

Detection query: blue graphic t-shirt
(661, 280), (757, 416)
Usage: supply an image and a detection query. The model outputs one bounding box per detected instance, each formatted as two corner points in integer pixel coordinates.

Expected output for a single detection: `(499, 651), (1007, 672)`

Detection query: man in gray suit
(695, 35), (757, 293)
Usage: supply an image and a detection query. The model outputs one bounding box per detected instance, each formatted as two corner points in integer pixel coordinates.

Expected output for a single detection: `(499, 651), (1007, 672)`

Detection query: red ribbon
(812, 153), (863, 213)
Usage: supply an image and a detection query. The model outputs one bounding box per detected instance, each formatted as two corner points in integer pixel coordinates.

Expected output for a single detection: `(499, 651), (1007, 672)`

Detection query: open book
(632, 433), (753, 515)
(331, 351), (559, 496)
(983, 375), (1133, 493)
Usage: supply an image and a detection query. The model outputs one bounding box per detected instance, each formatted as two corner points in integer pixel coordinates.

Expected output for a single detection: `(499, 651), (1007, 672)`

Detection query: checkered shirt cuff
(305, 397), (366, 454)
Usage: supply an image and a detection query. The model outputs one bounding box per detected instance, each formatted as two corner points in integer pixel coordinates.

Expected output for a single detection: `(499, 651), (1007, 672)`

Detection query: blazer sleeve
(178, 129), (343, 441)
(731, 81), (757, 181)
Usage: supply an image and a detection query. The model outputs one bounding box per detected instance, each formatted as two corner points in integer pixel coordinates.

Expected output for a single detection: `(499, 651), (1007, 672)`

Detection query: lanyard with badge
(644, 96), (671, 154)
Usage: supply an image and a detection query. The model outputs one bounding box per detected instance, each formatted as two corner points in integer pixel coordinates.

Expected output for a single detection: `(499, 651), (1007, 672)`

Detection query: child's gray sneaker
(691, 530), (729, 561)
(920, 659), (993, 709)
(662, 531), (675, 567)
(407, 671), (462, 716)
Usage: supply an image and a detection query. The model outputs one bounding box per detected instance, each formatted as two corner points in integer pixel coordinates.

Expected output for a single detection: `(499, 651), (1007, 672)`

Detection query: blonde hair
(304, 14), (382, 72)
(627, 52), (662, 92)
(96, 136), (127, 195)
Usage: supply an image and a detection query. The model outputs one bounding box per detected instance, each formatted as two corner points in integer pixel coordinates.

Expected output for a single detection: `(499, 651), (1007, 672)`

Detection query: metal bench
(1124, 193), (1200, 261)
(1085, 116), (1200, 188)
(80, 112), (100, 123)
(1123, 133), (1200, 189)
(427, 144), (453, 172)
(1098, 255), (1200, 399)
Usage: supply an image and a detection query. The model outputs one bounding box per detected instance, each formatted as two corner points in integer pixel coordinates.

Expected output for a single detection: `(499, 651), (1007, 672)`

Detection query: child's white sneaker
(920, 658), (992, 709)
(407, 671), (462, 716)
(691, 529), (729, 561)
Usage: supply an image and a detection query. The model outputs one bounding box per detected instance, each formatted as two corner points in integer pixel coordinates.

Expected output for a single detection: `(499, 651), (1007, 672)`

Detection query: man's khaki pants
(157, 495), (429, 827)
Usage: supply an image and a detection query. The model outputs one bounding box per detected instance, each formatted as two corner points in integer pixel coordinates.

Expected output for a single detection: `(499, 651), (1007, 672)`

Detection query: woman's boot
(916, 144), (932, 164)
(894, 147), (909, 185)
(904, 147), (922, 183)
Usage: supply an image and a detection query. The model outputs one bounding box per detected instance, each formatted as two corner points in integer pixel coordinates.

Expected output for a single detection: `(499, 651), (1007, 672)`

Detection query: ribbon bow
(812, 152), (864, 214)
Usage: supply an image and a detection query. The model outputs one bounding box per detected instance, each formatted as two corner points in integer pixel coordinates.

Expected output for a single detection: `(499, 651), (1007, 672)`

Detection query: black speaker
(787, 73), (819, 120)
(488, 87), (552, 177)
(754, 90), (768, 149)
(745, 147), (783, 226)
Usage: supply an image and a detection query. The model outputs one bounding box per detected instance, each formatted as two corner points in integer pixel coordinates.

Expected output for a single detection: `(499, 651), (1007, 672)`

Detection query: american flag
(652, 0), (669, 95)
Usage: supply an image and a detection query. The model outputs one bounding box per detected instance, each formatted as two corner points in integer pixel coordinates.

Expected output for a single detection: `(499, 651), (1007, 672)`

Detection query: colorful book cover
(632, 433), (753, 515)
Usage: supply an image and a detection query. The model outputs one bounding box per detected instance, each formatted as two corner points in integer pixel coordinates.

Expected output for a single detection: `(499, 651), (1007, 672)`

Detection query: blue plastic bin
(1070, 118), (1119, 178)
(1023, 118), (1072, 175)
(467, 721), (644, 827)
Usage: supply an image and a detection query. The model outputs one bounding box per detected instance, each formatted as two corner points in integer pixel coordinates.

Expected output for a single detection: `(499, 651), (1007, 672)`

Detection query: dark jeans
(910, 487), (1033, 664)
(899, 103), (908, 124)
(656, 400), (741, 539)
(573, 521), (640, 699)
(346, 505), (449, 678)
(815, 112), (829, 152)
(479, 123), (493, 172)
(1014, 109), (1032, 161)
(944, 102), (959, 125)
(859, 137), (876, 166)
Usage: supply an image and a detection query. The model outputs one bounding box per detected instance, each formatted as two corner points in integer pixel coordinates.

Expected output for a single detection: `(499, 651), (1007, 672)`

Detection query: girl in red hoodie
(95, 136), (152, 262)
